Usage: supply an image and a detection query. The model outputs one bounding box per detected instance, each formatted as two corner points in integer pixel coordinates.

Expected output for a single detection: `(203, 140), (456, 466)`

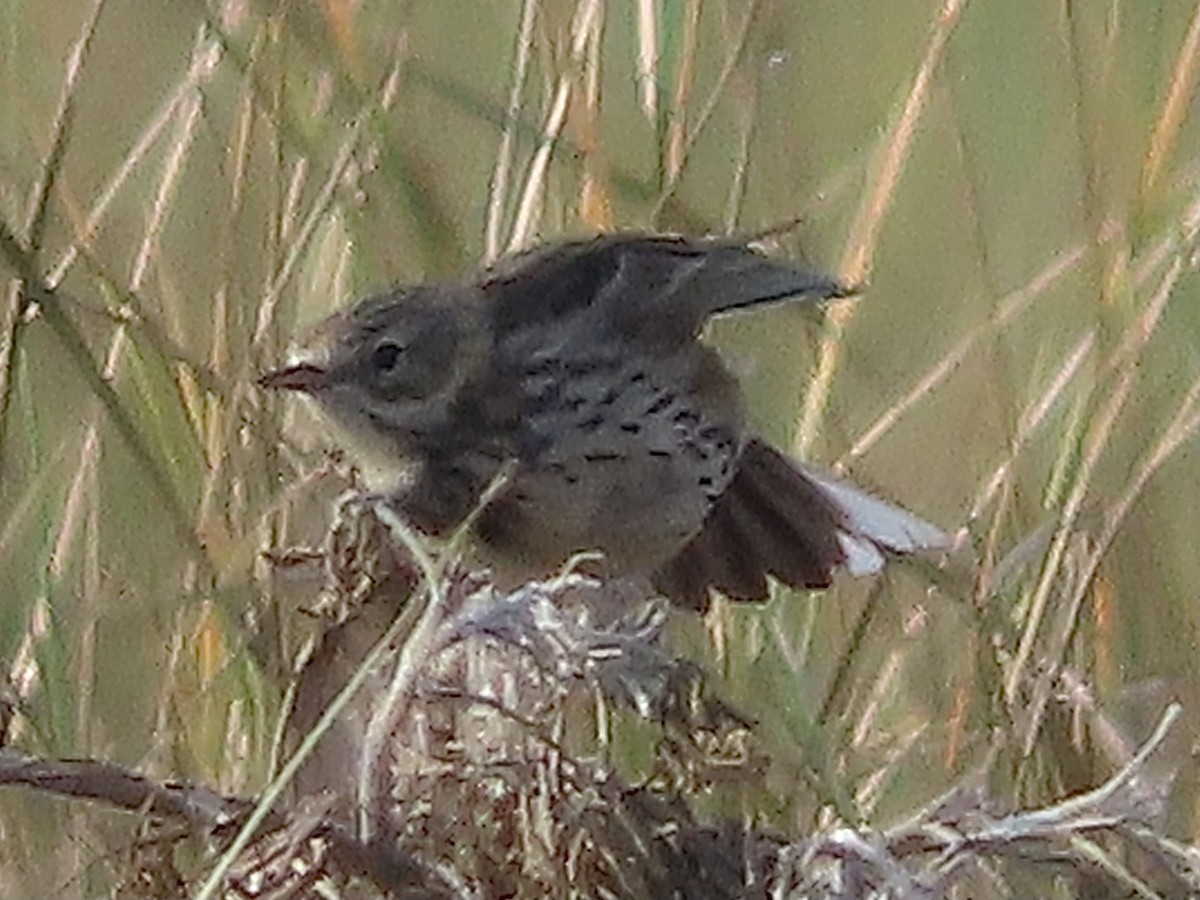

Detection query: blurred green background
(0, 0), (1197, 895)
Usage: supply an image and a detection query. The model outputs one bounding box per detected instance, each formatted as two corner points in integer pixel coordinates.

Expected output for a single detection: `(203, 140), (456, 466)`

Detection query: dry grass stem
(251, 120), (365, 349)
(650, 0), (758, 223)
(635, 0), (659, 120)
(795, 0), (969, 458)
(966, 329), (1096, 524)
(46, 38), (222, 289)
(507, 0), (603, 253)
(484, 0), (538, 263)
(1140, 1), (1200, 194)
(1007, 252), (1187, 713)
(842, 241), (1090, 468)
(21, 0), (107, 249)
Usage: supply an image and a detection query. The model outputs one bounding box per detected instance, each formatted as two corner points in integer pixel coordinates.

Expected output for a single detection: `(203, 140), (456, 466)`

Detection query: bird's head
(259, 285), (485, 453)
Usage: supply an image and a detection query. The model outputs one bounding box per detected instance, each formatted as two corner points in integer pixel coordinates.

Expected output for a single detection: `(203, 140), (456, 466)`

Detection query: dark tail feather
(653, 440), (948, 611)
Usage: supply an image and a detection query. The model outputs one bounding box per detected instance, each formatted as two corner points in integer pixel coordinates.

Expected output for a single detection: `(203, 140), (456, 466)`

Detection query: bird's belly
(492, 449), (712, 574)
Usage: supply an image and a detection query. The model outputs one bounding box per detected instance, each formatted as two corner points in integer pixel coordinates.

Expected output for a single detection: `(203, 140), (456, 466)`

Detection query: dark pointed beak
(257, 363), (330, 393)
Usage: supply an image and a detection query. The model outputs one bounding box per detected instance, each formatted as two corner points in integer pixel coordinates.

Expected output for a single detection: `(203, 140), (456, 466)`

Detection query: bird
(259, 233), (947, 610)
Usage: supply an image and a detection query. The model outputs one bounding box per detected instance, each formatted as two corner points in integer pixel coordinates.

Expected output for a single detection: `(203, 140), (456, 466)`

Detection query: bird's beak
(257, 363), (330, 393)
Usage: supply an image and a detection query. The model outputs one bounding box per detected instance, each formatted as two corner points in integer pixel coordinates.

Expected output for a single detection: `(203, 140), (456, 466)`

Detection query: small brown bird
(260, 233), (946, 610)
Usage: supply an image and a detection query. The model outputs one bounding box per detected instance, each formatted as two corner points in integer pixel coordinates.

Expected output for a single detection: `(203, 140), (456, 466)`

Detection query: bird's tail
(652, 439), (948, 611)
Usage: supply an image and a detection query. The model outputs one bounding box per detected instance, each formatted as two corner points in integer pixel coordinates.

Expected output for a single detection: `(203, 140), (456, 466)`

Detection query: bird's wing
(482, 233), (851, 345)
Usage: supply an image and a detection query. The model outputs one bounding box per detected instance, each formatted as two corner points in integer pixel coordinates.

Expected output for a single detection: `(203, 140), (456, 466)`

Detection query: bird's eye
(358, 314), (456, 401)
(372, 341), (402, 372)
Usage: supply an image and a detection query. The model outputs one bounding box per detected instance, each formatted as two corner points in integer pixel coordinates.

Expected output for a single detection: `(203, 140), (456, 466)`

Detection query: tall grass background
(0, 0), (1197, 895)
